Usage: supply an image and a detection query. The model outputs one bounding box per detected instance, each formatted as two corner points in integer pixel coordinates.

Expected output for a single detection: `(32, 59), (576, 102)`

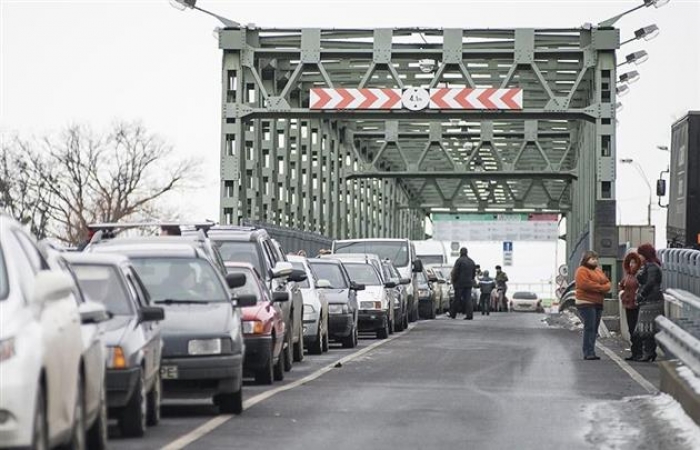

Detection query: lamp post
(620, 158), (652, 225)
(621, 24), (661, 46)
(169, 0), (239, 27)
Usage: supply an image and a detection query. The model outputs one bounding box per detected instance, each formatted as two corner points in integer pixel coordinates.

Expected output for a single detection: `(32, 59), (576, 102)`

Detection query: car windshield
(290, 262), (311, 288)
(226, 267), (263, 301)
(334, 241), (409, 268)
(513, 292), (538, 300)
(344, 263), (382, 286)
(0, 245), (8, 300)
(309, 262), (348, 289)
(418, 255), (443, 266)
(213, 241), (263, 274)
(131, 257), (229, 303)
(72, 264), (133, 315)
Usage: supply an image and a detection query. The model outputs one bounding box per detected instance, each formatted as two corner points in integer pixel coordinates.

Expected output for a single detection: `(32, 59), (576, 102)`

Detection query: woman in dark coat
(635, 243), (664, 362)
(619, 251), (643, 360)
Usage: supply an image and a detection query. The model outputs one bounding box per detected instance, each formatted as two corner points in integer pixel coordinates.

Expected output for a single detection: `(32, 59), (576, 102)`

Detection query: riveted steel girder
(218, 26), (620, 260)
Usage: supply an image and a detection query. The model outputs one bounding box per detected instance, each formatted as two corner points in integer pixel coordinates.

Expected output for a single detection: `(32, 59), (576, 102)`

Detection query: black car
(307, 258), (361, 348)
(206, 226), (306, 371)
(63, 252), (165, 437)
(90, 239), (248, 414)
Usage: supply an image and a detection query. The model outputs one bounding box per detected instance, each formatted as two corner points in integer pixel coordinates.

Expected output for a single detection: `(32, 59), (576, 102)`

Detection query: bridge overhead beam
(218, 26), (620, 245)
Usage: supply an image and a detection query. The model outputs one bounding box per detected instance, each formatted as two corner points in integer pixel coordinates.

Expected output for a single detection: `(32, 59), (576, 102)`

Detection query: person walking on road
(619, 251), (643, 361)
(478, 270), (496, 316)
(451, 247), (477, 320)
(634, 244), (664, 362)
(575, 251), (611, 360)
(495, 265), (509, 312)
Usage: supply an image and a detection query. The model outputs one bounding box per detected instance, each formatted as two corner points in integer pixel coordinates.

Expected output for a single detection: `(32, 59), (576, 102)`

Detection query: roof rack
(87, 221), (216, 232)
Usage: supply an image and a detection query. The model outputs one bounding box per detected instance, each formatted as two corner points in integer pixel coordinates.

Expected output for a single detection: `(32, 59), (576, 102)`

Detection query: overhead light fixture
(618, 70), (640, 84)
(169, 0), (239, 27)
(637, 24), (660, 41)
(616, 85), (631, 97)
(599, 0), (670, 27)
(616, 102), (624, 111)
(619, 50), (649, 67)
(169, 0), (196, 10)
(645, 0), (670, 8)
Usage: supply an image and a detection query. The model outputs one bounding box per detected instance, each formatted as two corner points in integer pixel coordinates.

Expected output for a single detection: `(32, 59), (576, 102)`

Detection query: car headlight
(329, 304), (349, 314)
(106, 346), (128, 369)
(0, 338), (16, 363)
(242, 321), (265, 335)
(360, 301), (382, 310)
(188, 339), (223, 355)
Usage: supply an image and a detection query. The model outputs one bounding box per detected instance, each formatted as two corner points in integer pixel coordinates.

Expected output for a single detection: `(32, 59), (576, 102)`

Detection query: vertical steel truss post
(218, 27), (620, 245)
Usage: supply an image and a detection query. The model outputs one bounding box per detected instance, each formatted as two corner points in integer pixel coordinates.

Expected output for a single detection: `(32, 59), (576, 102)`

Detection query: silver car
(288, 255), (329, 354)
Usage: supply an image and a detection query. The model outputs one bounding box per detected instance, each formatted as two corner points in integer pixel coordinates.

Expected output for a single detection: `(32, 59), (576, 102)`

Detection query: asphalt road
(109, 312), (669, 450)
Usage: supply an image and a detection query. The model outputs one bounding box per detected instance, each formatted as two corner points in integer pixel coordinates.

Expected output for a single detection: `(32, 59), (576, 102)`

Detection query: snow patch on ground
(543, 309), (583, 331)
(585, 394), (700, 450)
(677, 365), (700, 396)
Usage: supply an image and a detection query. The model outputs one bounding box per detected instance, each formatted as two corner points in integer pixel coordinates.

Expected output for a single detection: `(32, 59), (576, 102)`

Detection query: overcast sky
(1, 0), (699, 247)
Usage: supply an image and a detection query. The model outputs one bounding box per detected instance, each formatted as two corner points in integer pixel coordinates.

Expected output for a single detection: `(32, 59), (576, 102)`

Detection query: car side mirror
(656, 179), (666, 197)
(350, 282), (365, 291)
(79, 301), (111, 324)
(226, 273), (247, 289)
(270, 262), (293, 279)
(32, 271), (75, 306)
(399, 278), (411, 285)
(412, 259), (423, 273)
(288, 269), (307, 283)
(236, 294), (258, 307)
(139, 306), (165, 322)
(272, 291), (290, 302)
(438, 279), (446, 284)
(316, 279), (332, 289)
(384, 281), (398, 289)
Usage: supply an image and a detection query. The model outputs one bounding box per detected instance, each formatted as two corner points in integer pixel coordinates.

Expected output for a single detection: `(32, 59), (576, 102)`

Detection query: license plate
(160, 365), (178, 380)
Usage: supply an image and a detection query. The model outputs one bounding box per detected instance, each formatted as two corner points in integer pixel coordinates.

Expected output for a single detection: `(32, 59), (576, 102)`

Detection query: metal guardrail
(659, 248), (700, 296)
(656, 288), (700, 378)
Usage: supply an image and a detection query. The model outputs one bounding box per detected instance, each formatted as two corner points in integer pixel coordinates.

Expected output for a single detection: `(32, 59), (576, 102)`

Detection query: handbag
(634, 302), (664, 338)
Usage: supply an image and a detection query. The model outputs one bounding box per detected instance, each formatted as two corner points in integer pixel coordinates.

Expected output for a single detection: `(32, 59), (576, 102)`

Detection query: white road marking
(596, 341), (659, 394)
(160, 323), (416, 450)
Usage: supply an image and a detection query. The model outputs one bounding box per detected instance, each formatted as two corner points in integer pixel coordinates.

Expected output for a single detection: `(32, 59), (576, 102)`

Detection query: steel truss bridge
(217, 26), (621, 270)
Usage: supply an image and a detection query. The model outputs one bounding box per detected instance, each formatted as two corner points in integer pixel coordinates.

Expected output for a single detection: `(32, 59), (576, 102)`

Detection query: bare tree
(1, 122), (200, 244)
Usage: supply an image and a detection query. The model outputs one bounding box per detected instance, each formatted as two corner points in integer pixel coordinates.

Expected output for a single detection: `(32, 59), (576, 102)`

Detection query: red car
(225, 262), (288, 384)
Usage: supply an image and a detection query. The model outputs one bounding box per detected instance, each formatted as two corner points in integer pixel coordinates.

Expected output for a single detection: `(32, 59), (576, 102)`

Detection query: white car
(510, 291), (545, 313)
(0, 214), (93, 449)
(288, 255), (329, 355)
(342, 260), (395, 339)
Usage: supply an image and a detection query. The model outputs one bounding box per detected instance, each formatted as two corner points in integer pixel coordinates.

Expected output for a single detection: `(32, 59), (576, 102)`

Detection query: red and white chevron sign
(429, 88), (523, 110)
(310, 88), (402, 110)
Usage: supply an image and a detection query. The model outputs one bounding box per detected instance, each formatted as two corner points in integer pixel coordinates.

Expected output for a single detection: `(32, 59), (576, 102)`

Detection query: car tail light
(108, 347), (127, 369)
(243, 321), (265, 335)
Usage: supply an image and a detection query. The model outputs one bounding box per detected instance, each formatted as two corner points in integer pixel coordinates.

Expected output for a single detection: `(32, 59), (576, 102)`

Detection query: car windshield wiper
(154, 299), (208, 305)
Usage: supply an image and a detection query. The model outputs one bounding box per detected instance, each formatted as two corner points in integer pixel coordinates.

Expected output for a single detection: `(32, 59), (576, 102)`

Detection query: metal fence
(655, 249), (700, 378)
(240, 219), (333, 257)
(658, 248), (700, 295)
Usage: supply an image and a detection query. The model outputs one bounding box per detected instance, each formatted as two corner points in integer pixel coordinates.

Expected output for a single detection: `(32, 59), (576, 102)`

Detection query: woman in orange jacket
(575, 250), (611, 360)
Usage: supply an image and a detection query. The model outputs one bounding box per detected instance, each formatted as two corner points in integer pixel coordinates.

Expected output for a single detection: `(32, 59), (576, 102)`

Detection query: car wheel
(377, 319), (389, 339)
(119, 369), (146, 437)
(403, 310), (409, 330)
(67, 372), (86, 450)
(273, 338), (285, 381)
(309, 324), (323, 355)
(322, 324), (330, 352)
(146, 371), (161, 427)
(32, 383), (49, 450)
(430, 304), (437, 319)
(283, 330), (293, 372)
(293, 321), (305, 362)
(216, 387), (243, 415)
(341, 325), (356, 348)
(86, 384), (108, 450)
(255, 346), (275, 385)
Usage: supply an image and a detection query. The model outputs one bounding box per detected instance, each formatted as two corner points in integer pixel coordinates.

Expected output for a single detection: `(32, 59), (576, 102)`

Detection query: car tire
(322, 324), (330, 352)
(283, 330), (293, 372)
(273, 339), (285, 382)
(119, 369), (146, 437)
(66, 372), (86, 450)
(32, 383), (49, 450)
(430, 304), (437, 319)
(216, 387), (243, 415)
(255, 346), (275, 385)
(377, 319), (389, 339)
(403, 311), (409, 330)
(309, 324), (323, 355)
(342, 325), (357, 348)
(293, 322), (305, 362)
(86, 384), (108, 450)
(146, 372), (161, 427)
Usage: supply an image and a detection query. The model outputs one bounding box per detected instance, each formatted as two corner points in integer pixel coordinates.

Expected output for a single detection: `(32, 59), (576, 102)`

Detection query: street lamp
(657, 145), (669, 151)
(619, 70), (641, 84)
(620, 158), (652, 225)
(616, 84), (631, 97)
(169, 0), (240, 27)
(621, 25), (660, 45)
(599, 0), (671, 27)
(618, 50), (649, 67)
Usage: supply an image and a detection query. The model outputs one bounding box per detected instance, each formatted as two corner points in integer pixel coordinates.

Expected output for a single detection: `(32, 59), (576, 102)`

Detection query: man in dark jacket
(450, 247), (477, 320)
